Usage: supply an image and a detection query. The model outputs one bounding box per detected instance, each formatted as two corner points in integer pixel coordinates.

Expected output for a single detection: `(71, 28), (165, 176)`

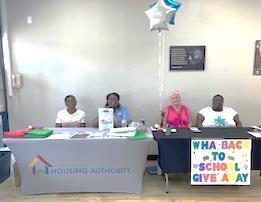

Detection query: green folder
(127, 132), (147, 140)
(25, 129), (53, 138)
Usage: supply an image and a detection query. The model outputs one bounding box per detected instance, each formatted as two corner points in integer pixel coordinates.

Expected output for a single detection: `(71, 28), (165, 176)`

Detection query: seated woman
(163, 90), (192, 128)
(55, 95), (86, 127)
(93, 92), (132, 128)
(196, 94), (242, 127)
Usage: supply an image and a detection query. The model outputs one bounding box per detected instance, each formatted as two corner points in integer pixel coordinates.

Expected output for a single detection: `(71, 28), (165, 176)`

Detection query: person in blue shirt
(92, 92), (132, 128)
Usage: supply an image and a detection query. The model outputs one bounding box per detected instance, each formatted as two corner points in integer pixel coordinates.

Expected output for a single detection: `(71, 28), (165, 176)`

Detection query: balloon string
(158, 31), (165, 125)
(158, 31), (165, 112)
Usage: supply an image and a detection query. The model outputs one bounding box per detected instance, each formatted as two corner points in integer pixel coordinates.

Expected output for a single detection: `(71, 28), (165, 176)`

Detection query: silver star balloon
(145, 0), (177, 32)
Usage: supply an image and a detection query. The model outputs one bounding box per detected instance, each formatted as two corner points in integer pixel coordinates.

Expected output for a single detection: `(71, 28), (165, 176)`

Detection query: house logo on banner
(28, 155), (53, 174)
(28, 155), (130, 176)
(191, 139), (251, 185)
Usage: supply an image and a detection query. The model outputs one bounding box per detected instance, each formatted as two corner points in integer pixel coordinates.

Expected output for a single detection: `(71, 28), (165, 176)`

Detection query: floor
(1, 171), (261, 202)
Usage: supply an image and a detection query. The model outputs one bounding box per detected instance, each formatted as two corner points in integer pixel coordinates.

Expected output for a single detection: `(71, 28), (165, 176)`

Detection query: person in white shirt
(196, 94), (242, 127)
(55, 95), (86, 127)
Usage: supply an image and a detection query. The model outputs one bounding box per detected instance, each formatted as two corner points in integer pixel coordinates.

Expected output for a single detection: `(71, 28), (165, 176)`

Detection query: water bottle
(121, 115), (127, 127)
(139, 119), (146, 132)
(165, 124), (171, 136)
(140, 119), (145, 126)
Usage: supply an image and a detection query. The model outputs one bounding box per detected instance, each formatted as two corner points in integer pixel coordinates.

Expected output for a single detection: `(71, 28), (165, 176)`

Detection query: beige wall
(3, 0), (261, 130)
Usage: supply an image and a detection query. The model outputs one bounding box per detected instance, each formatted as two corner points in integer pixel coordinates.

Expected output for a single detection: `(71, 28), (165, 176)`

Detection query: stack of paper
(88, 132), (105, 139)
(110, 127), (136, 133)
(3, 128), (30, 138)
(109, 127), (136, 137)
(247, 131), (261, 138)
(46, 133), (72, 139)
(110, 132), (136, 138)
(251, 126), (261, 131)
(150, 126), (157, 132)
(25, 129), (53, 138)
(150, 127), (166, 132)
(0, 147), (10, 151)
(190, 127), (201, 133)
(71, 132), (92, 138)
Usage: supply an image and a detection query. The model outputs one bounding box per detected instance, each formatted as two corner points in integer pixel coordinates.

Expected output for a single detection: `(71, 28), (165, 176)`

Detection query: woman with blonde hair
(163, 90), (192, 128)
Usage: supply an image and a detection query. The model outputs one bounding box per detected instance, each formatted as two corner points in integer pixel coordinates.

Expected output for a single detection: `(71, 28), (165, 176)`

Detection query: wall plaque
(170, 46), (205, 71)
(254, 40), (261, 75)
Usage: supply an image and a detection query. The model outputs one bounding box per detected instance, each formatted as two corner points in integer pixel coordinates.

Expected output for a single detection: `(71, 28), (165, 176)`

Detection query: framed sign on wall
(254, 40), (261, 75)
(169, 46), (205, 71)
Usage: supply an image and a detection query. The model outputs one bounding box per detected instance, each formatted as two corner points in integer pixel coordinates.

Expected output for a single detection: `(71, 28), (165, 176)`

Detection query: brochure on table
(98, 108), (113, 131)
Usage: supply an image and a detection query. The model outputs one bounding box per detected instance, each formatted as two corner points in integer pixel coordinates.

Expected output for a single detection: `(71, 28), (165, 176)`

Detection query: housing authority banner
(191, 139), (251, 185)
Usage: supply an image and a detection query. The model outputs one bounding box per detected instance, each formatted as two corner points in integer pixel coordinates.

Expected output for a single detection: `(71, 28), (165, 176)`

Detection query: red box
(3, 128), (30, 138)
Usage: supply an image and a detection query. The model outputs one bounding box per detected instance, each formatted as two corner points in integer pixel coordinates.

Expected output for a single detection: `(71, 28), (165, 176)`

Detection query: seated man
(55, 95), (86, 127)
(196, 94), (242, 127)
(93, 92), (132, 128)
